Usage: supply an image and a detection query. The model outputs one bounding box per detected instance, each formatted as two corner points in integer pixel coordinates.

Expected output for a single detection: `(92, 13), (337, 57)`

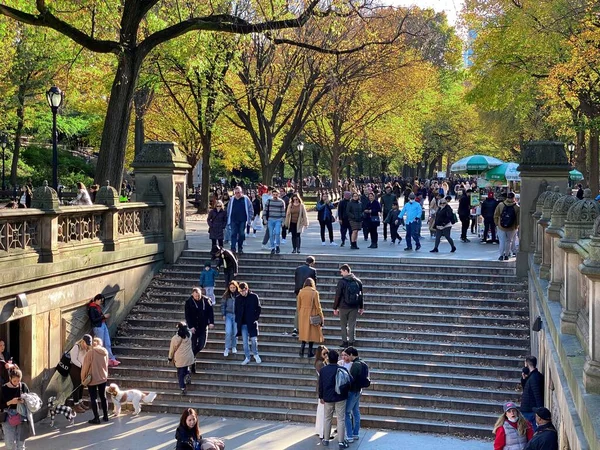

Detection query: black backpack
(500, 204), (516, 228)
(355, 360), (371, 388)
(345, 279), (362, 306)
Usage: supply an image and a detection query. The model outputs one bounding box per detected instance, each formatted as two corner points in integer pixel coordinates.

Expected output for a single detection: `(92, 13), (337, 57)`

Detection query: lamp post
(46, 86), (64, 191)
(297, 141), (304, 197)
(368, 152), (373, 180)
(0, 134), (6, 191)
(567, 141), (575, 188)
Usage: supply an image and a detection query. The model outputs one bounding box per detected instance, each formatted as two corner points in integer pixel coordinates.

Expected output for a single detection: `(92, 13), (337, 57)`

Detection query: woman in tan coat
(81, 337), (109, 424)
(284, 194), (309, 254)
(297, 278), (324, 358)
(168, 322), (195, 395)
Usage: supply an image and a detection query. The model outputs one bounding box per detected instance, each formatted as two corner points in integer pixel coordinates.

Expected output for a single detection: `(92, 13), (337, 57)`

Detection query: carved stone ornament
(534, 185), (553, 216)
(519, 141), (570, 170)
(541, 186), (562, 220)
(95, 180), (120, 206)
(31, 180), (60, 210)
(566, 189), (600, 223)
(131, 141), (190, 170)
(142, 176), (163, 203)
(550, 189), (577, 230)
(594, 215), (600, 238)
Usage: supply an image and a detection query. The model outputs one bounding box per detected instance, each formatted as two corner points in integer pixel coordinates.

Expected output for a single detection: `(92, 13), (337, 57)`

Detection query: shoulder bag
(309, 292), (322, 326)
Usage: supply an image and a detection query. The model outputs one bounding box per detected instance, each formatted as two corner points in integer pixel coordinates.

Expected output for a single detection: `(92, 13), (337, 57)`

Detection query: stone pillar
(546, 189), (577, 301)
(533, 186), (552, 265)
(31, 181), (61, 263)
(94, 181), (121, 251)
(540, 187), (562, 279)
(559, 189), (600, 335)
(582, 216), (600, 393)
(132, 141), (191, 263)
(516, 141), (570, 278)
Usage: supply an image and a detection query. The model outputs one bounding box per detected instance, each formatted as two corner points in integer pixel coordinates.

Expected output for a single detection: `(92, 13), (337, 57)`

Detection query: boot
(299, 341), (306, 357)
(307, 342), (315, 358)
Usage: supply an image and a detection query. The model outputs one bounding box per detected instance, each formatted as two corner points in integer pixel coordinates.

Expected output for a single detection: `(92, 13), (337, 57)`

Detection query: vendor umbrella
(569, 169), (584, 181)
(450, 155), (504, 174)
(484, 162), (520, 182)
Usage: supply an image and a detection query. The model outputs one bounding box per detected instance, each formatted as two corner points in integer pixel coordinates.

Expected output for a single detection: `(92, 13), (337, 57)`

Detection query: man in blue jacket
(398, 193), (422, 251)
(226, 186), (254, 254)
(319, 349), (351, 448)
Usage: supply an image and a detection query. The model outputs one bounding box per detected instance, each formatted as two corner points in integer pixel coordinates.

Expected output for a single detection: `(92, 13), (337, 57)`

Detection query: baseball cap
(82, 334), (92, 346)
(503, 402), (518, 413)
(534, 407), (551, 421)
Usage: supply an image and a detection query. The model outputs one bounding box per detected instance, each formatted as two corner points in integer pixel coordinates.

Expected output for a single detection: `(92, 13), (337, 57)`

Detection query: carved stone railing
(0, 210), (44, 256)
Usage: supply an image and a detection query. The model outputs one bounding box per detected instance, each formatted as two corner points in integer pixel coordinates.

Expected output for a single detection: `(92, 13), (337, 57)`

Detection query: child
(199, 262), (218, 306)
(384, 202), (403, 245)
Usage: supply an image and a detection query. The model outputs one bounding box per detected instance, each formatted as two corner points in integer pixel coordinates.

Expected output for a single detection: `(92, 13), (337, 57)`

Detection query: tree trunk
(199, 140), (211, 213)
(589, 131), (599, 195)
(261, 163), (277, 185)
(94, 52), (141, 189)
(10, 82), (26, 187)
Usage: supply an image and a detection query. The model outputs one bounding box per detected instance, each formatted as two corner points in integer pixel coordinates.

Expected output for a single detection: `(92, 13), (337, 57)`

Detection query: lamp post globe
(46, 86), (63, 191)
(368, 152), (373, 180)
(297, 142), (304, 196)
(567, 141), (575, 164)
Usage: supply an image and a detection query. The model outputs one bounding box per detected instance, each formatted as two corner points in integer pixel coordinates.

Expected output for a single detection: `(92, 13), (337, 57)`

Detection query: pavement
(19, 413), (491, 450)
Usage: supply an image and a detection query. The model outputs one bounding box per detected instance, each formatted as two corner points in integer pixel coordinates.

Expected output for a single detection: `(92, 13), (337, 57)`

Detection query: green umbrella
(450, 155), (504, 174)
(484, 162), (520, 182)
(569, 169), (584, 181)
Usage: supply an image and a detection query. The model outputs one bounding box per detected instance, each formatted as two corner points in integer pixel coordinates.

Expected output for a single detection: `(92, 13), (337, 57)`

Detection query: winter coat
(168, 332), (195, 368)
(346, 199), (363, 223)
(88, 302), (106, 328)
(434, 205), (454, 228)
(207, 208), (227, 240)
(316, 201), (335, 223)
(333, 274), (364, 310)
(221, 293), (237, 316)
(366, 200), (381, 225)
(297, 286), (324, 343)
(235, 291), (261, 338)
(458, 194), (471, 218)
(199, 268), (218, 288)
(337, 198), (350, 223)
(520, 368), (543, 413)
(216, 249), (238, 274)
(175, 425), (200, 450)
(380, 192), (397, 215)
(319, 363), (350, 403)
(226, 195), (254, 226)
(494, 199), (521, 231)
(294, 264), (317, 294)
(384, 209), (401, 225)
(481, 198), (499, 220)
(184, 295), (215, 330)
(284, 203), (309, 229)
(81, 346), (108, 386)
(523, 423), (558, 450)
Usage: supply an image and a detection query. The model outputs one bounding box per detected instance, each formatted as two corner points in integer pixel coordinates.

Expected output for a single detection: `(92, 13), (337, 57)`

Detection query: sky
(387, 0), (465, 26)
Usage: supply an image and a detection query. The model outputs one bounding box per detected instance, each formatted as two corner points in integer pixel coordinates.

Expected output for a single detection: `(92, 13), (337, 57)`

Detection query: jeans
(93, 323), (115, 360)
(191, 326), (207, 356)
(323, 400), (346, 444)
(88, 382), (108, 420)
(319, 221), (334, 243)
(229, 220), (246, 251)
(2, 421), (26, 450)
(339, 308), (358, 343)
(405, 220), (421, 249)
(345, 391), (361, 439)
(497, 229), (517, 257)
(433, 227), (455, 250)
(268, 218), (282, 249)
(241, 324), (259, 359)
(522, 411), (538, 432)
(177, 366), (189, 389)
(339, 221), (349, 244)
(224, 313), (238, 350)
(204, 286), (215, 305)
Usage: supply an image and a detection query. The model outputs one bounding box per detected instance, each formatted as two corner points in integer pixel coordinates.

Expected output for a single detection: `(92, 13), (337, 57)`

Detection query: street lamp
(46, 86), (64, 191)
(297, 141), (304, 197)
(567, 141), (575, 165)
(368, 152), (373, 180)
(0, 134), (6, 191)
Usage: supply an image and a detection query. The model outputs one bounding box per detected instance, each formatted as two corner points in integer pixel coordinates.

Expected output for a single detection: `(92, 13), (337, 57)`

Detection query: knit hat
(503, 402), (518, 413)
(488, 192), (494, 198)
(82, 334), (92, 346)
(204, 261), (212, 268)
(534, 407), (551, 421)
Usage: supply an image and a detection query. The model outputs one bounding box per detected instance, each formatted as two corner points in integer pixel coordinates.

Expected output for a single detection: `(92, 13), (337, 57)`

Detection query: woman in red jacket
(493, 402), (533, 450)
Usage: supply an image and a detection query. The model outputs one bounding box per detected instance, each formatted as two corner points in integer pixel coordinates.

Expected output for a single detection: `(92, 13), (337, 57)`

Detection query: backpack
(355, 360), (371, 389)
(335, 367), (352, 395)
(500, 204), (516, 228)
(345, 279), (362, 307)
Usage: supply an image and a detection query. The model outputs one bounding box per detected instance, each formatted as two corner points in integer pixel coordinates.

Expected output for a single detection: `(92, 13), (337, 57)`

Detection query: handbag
(7, 410), (22, 426)
(370, 216), (380, 225)
(56, 351), (71, 377)
(309, 292), (322, 327)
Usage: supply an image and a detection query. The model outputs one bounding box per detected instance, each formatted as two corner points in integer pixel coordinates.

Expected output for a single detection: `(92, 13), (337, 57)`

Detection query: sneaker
(404, 247), (412, 251)
(322, 440), (330, 447)
(322, 242), (327, 246)
(181, 388), (186, 395)
(231, 347), (238, 354)
(340, 241), (345, 247)
(261, 244), (269, 250)
(276, 246), (280, 254)
(451, 246), (457, 253)
(498, 255), (504, 261)
(353, 435), (359, 440)
(292, 329), (298, 337)
(346, 437), (354, 443)
(338, 442), (349, 449)
(224, 349), (229, 357)
(281, 239), (287, 244)
(330, 242), (337, 246)
(242, 358), (251, 365)
(415, 244), (421, 250)
(254, 354), (262, 364)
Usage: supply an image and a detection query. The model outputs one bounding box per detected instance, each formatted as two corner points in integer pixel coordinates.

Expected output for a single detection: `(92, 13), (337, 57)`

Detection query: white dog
(105, 383), (157, 416)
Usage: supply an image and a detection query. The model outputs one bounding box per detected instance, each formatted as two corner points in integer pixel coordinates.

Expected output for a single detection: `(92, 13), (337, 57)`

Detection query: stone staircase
(110, 250), (529, 438)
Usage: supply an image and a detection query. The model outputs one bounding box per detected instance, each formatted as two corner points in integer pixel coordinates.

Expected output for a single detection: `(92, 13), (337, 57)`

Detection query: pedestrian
(523, 407), (558, 450)
(337, 192), (351, 247)
(364, 192), (381, 248)
(199, 262), (219, 306)
(520, 356), (544, 430)
(427, 193), (441, 238)
(319, 349), (351, 449)
(168, 322), (194, 395)
(281, 189), (293, 244)
(380, 185), (397, 242)
(297, 278), (324, 358)
(226, 186), (254, 254)
(264, 188), (286, 254)
(207, 200), (227, 256)
(384, 202), (403, 245)
(346, 192), (363, 250)
(344, 347), (366, 443)
(184, 288), (215, 373)
(69, 334), (92, 413)
(493, 401), (533, 450)
(398, 193), (422, 251)
(81, 337), (110, 424)
(430, 197), (457, 253)
(221, 281), (239, 357)
(333, 264), (364, 348)
(284, 194), (309, 254)
(250, 191), (262, 236)
(1, 367), (30, 449)
(293, 256), (317, 337)
(235, 282), (262, 365)
(494, 192), (520, 261)
(317, 192), (337, 246)
(480, 192), (499, 243)
(314, 345), (329, 440)
(215, 247), (238, 287)
(87, 294), (120, 367)
(458, 189), (472, 242)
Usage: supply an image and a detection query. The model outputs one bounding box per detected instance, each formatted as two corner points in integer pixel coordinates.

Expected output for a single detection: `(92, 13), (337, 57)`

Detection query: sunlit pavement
(20, 413), (490, 449)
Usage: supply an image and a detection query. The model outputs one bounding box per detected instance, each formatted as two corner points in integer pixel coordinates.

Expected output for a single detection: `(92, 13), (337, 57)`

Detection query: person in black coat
(184, 288), (215, 371)
(480, 192), (499, 243)
(430, 198), (456, 253)
(458, 189), (472, 242)
(337, 192), (351, 247)
(207, 201), (227, 254)
(523, 407), (558, 450)
(520, 356), (544, 430)
(235, 282), (262, 365)
(215, 247), (238, 286)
